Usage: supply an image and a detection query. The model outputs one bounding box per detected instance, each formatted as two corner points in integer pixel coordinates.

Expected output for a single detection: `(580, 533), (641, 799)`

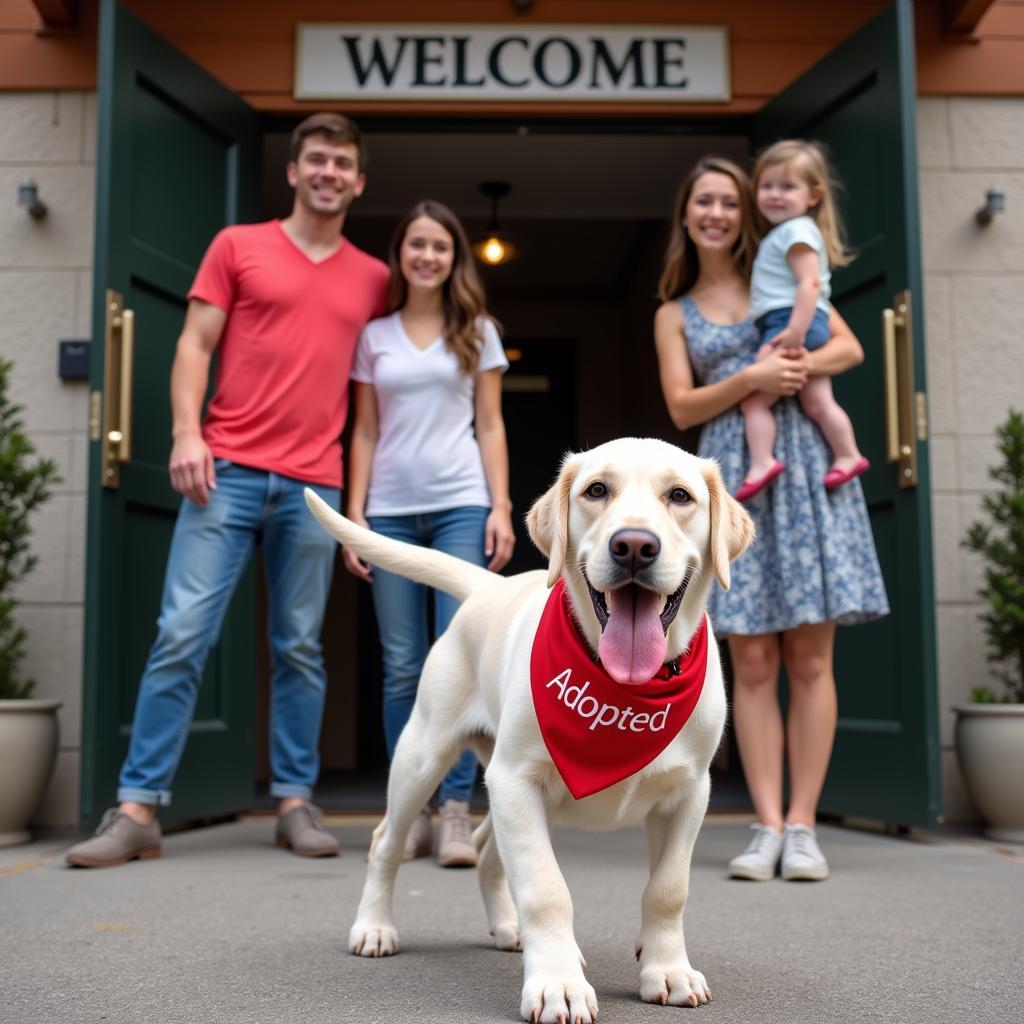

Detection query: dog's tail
(305, 489), (502, 602)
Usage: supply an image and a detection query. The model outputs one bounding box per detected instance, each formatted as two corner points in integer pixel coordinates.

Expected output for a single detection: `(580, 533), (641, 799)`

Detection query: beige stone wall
(918, 96), (1024, 825)
(0, 91), (96, 831)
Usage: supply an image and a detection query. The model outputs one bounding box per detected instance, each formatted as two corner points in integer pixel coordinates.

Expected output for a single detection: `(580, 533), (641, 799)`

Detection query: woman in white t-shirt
(345, 200), (514, 867)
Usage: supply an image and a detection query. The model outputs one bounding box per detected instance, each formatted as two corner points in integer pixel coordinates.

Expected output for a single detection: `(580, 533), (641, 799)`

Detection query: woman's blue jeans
(118, 462), (340, 806)
(367, 506), (490, 804)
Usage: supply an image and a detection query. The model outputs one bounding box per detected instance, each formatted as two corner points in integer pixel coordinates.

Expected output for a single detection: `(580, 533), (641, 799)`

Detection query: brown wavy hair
(657, 156), (758, 303)
(386, 200), (495, 376)
(290, 112), (366, 171)
(752, 139), (852, 268)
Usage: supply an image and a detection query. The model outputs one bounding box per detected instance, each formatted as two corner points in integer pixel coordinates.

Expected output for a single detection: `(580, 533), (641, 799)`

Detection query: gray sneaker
(66, 808), (162, 868)
(437, 799), (477, 868)
(727, 823), (784, 881)
(275, 802), (339, 857)
(781, 824), (829, 881)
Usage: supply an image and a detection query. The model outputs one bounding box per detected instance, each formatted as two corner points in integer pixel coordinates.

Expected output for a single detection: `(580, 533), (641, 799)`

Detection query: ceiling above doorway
(263, 128), (749, 290)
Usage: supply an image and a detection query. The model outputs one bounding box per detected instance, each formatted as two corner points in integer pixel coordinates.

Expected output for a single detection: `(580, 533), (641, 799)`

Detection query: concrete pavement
(1, 816), (1022, 1024)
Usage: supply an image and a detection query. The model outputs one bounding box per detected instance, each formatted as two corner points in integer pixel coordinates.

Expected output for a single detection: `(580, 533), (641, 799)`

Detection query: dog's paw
(492, 921), (522, 952)
(520, 974), (598, 1024)
(639, 964), (712, 1007)
(349, 921), (399, 958)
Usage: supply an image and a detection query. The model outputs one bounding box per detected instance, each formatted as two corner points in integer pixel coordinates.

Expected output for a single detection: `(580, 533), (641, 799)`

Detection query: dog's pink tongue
(598, 586), (667, 685)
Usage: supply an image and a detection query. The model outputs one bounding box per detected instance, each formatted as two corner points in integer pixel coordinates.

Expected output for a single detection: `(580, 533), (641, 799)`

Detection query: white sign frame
(295, 23), (730, 103)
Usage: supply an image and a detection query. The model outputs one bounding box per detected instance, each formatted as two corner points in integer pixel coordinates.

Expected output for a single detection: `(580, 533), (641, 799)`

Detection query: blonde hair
(386, 200), (497, 376)
(753, 139), (851, 268)
(657, 156), (758, 303)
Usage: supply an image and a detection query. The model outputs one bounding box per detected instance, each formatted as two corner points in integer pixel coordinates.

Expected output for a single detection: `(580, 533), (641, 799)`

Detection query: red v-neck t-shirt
(188, 220), (388, 487)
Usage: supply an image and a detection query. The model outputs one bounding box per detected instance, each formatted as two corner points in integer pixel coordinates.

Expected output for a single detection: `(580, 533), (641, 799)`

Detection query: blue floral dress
(681, 295), (890, 634)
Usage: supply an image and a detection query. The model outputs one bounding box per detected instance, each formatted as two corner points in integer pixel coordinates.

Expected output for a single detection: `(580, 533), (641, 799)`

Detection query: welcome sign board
(295, 24), (730, 102)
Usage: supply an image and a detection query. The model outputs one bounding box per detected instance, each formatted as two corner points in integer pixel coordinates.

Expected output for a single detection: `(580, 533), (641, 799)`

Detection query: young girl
(736, 140), (870, 502)
(344, 200), (514, 867)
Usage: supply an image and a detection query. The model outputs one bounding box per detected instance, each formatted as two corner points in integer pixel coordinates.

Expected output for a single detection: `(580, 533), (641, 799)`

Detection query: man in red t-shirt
(68, 114), (389, 868)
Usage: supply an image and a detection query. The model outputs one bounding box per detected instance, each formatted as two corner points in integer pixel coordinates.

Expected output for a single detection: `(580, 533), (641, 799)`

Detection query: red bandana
(530, 579), (710, 799)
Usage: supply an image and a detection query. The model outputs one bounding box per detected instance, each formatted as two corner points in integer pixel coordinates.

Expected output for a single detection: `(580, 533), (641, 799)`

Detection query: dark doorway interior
(501, 337), (579, 575)
(254, 119), (752, 813)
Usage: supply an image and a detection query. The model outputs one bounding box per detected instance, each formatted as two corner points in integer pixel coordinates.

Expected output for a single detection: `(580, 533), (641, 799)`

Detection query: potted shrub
(954, 408), (1024, 843)
(0, 358), (63, 846)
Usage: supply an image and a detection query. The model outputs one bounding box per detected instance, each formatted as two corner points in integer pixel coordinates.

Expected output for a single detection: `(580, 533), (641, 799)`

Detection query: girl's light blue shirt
(749, 215), (832, 321)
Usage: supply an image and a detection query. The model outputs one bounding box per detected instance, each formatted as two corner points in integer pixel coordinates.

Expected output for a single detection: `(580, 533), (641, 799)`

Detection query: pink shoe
(824, 456), (870, 492)
(735, 461), (784, 502)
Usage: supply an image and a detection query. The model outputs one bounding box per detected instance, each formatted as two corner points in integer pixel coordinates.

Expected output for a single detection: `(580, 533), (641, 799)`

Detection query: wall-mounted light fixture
(975, 187), (1005, 226)
(17, 179), (48, 220)
(472, 181), (520, 267)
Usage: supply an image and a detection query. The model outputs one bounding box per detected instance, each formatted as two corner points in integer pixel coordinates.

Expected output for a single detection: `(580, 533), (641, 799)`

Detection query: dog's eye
(669, 486), (693, 506)
(583, 481), (608, 500)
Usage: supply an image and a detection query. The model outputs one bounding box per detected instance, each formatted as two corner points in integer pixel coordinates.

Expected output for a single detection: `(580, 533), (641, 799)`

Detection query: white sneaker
(437, 799), (477, 868)
(728, 824), (784, 881)
(781, 824), (829, 881)
(403, 807), (433, 861)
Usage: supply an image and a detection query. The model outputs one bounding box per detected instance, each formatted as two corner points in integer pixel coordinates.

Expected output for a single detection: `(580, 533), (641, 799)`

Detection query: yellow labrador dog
(305, 437), (753, 1024)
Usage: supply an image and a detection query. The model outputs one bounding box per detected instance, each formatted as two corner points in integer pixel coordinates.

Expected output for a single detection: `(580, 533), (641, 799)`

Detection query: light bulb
(482, 237), (506, 264)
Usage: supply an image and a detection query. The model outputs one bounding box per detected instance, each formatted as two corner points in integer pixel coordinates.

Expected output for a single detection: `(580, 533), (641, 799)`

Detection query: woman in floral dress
(654, 157), (888, 882)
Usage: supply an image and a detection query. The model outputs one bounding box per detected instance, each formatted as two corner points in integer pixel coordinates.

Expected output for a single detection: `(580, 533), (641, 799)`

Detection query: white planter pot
(0, 698), (61, 847)
(953, 702), (1024, 844)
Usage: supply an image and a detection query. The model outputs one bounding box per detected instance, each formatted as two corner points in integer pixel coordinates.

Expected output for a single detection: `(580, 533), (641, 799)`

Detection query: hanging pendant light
(472, 181), (520, 266)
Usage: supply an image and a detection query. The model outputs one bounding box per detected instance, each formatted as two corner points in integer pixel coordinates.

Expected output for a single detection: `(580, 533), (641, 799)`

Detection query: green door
(753, 0), (940, 826)
(80, 0), (262, 831)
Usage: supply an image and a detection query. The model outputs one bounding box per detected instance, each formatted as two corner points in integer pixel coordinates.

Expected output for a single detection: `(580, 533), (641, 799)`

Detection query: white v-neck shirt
(351, 312), (508, 516)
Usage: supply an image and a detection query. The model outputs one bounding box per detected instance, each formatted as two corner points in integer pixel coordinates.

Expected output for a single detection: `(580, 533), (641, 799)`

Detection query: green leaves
(0, 359), (62, 700)
(962, 409), (1024, 703)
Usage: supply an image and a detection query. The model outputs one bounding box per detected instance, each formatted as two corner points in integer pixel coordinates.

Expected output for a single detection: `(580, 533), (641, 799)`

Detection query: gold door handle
(881, 308), (900, 463)
(117, 307), (135, 461)
(101, 290), (135, 489)
(880, 289), (924, 489)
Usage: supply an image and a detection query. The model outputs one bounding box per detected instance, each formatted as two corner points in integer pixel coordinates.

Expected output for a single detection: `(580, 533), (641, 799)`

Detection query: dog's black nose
(609, 529), (661, 571)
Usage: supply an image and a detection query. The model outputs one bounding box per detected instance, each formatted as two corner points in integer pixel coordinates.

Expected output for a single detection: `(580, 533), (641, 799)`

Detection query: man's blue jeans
(367, 506), (490, 804)
(118, 461), (340, 806)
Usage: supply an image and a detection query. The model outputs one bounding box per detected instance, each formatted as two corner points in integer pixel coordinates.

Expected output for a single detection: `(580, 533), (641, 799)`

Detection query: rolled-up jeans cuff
(269, 783), (313, 800)
(117, 787), (171, 807)
(439, 785), (474, 804)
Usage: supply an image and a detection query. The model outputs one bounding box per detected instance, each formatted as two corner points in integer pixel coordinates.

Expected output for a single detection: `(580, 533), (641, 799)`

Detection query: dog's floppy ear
(527, 452), (584, 588)
(701, 460), (755, 590)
